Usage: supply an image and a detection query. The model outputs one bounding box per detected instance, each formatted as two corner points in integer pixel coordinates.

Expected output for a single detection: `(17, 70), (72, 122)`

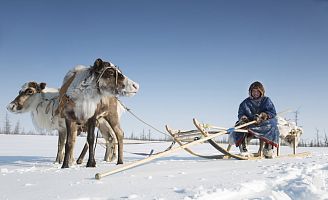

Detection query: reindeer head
(91, 58), (139, 97)
(7, 81), (46, 113)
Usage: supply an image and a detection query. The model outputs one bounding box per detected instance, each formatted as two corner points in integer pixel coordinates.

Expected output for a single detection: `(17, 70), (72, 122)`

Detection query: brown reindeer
(59, 58), (139, 168)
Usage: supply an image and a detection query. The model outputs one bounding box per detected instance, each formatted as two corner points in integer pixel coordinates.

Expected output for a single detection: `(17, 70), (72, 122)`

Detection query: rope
(117, 98), (171, 138)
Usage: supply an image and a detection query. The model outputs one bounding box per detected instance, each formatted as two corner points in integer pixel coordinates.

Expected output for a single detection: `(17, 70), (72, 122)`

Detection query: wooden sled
(167, 118), (309, 160)
(95, 118), (310, 179)
(192, 118), (309, 160)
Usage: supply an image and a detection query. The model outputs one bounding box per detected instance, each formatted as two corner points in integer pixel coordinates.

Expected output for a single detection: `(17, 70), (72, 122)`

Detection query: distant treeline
(124, 129), (328, 147)
(2, 112), (328, 147)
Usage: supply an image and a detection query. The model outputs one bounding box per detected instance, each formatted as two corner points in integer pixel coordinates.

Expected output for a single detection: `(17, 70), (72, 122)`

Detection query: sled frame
(168, 119), (302, 160)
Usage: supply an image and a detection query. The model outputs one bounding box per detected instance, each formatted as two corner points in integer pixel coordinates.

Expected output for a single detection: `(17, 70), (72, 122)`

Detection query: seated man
(229, 81), (280, 158)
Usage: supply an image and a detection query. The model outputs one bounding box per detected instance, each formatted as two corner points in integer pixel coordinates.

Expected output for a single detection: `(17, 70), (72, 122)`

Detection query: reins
(114, 98), (177, 155)
(115, 97), (171, 138)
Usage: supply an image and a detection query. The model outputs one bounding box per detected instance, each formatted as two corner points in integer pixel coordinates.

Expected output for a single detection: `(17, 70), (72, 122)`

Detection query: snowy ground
(1, 134), (328, 200)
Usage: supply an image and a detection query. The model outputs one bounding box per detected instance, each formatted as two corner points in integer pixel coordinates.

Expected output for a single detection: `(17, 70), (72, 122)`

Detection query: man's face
(251, 88), (261, 99)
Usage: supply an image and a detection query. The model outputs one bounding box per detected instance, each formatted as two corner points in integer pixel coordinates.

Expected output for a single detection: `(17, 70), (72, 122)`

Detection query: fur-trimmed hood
(249, 81), (265, 98)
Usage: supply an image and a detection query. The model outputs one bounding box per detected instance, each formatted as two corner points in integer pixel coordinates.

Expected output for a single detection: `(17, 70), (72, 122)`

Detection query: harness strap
(45, 100), (52, 114)
(55, 72), (77, 117)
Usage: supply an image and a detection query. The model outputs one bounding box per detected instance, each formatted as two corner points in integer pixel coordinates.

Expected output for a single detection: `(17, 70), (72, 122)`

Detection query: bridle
(95, 65), (123, 94)
(16, 85), (57, 116)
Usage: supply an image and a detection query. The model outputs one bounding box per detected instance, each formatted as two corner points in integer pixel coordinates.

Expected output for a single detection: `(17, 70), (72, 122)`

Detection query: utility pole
(316, 128), (320, 147)
(294, 109), (300, 126)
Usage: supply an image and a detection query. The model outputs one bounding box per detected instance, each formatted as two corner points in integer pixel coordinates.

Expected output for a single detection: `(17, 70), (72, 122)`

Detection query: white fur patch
(121, 78), (139, 97)
(42, 87), (59, 93)
(62, 65), (88, 85)
(74, 96), (101, 121)
(117, 101), (126, 119)
(63, 65), (101, 121)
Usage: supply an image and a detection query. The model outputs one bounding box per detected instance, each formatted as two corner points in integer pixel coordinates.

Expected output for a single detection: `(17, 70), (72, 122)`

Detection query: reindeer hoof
(76, 159), (83, 165)
(104, 156), (116, 163)
(86, 160), (96, 168)
(61, 164), (69, 168)
(55, 157), (64, 164)
(116, 160), (123, 165)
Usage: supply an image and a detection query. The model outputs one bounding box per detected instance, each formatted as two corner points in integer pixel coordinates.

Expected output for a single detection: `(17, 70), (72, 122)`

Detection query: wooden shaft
(175, 128), (247, 138)
(293, 136), (296, 155)
(175, 132), (202, 138)
(205, 125), (228, 130)
(95, 119), (256, 179)
(277, 138), (280, 156)
(174, 129), (200, 134)
(233, 129), (248, 133)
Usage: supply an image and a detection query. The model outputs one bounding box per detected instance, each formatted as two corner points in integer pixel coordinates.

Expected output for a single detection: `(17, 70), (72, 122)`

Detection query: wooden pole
(293, 136), (297, 155)
(95, 119), (256, 180)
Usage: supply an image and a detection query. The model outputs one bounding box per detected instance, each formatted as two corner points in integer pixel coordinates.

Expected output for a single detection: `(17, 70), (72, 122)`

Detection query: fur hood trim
(249, 81), (265, 98)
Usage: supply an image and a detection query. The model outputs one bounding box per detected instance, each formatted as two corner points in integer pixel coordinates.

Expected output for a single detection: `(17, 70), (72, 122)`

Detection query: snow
(1, 134), (328, 200)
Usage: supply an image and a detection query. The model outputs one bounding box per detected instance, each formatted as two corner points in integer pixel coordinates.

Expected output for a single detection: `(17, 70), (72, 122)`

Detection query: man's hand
(256, 112), (268, 124)
(240, 115), (249, 123)
(259, 112), (268, 120)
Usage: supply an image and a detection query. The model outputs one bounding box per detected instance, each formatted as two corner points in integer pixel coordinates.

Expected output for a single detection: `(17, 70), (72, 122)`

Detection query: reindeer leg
(103, 98), (123, 165)
(55, 129), (66, 164)
(112, 124), (124, 165)
(77, 142), (88, 164)
(98, 119), (116, 162)
(62, 119), (73, 168)
(86, 116), (96, 167)
(69, 128), (77, 165)
(107, 134), (117, 162)
(105, 116), (123, 164)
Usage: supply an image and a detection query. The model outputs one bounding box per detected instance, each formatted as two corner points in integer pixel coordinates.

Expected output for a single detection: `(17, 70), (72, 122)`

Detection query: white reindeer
(7, 81), (124, 164)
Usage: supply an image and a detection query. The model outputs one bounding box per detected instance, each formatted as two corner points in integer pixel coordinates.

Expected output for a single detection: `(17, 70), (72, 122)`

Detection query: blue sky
(1, 0), (328, 141)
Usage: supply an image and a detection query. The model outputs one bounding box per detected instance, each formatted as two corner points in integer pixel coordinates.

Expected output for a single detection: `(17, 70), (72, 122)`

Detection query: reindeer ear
(94, 58), (103, 67)
(28, 81), (38, 89)
(40, 82), (46, 90)
(93, 58), (104, 72)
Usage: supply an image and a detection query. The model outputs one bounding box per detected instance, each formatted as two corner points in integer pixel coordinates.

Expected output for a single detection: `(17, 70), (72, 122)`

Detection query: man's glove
(256, 112), (268, 124)
(239, 115), (249, 123)
(259, 112), (268, 120)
